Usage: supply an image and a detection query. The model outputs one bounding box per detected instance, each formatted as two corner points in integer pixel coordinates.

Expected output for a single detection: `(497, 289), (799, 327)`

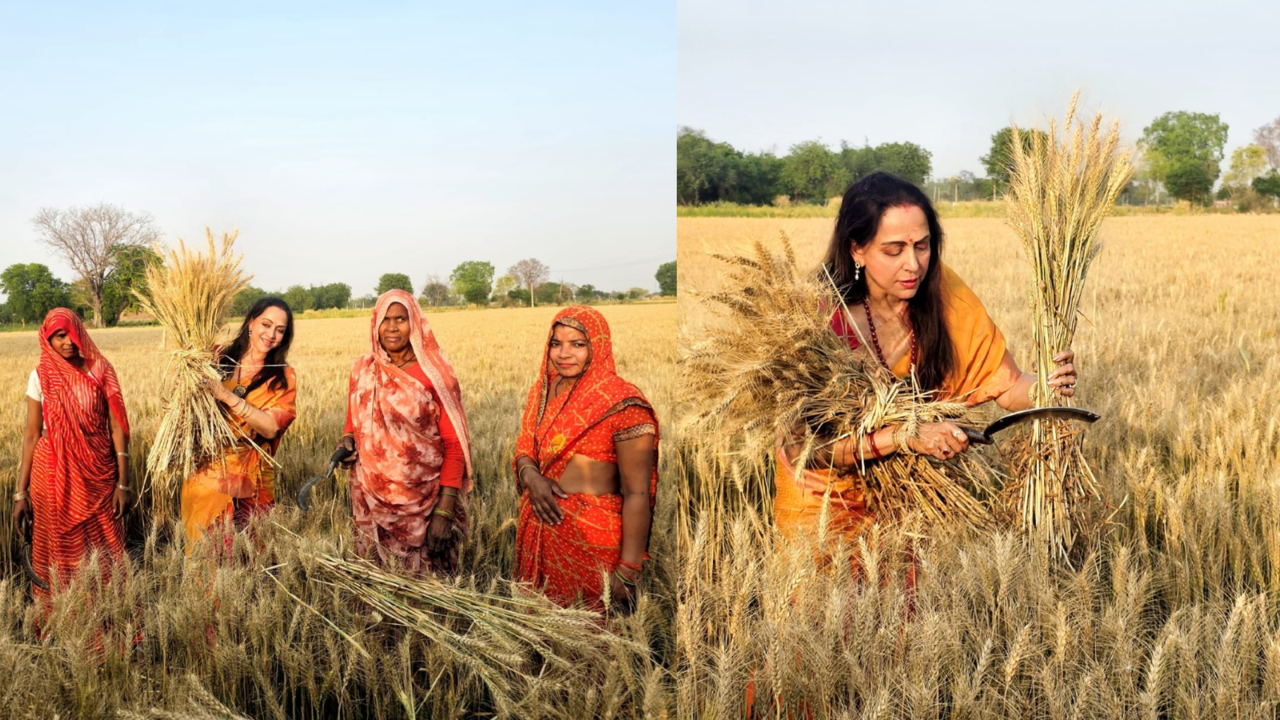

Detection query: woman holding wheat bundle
(335, 290), (473, 576)
(181, 297), (298, 546)
(777, 172), (1078, 546)
(12, 309), (130, 599)
(513, 306), (659, 612)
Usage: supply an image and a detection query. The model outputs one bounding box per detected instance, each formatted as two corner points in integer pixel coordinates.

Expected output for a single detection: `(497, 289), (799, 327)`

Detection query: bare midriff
(555, 453), (620, 496)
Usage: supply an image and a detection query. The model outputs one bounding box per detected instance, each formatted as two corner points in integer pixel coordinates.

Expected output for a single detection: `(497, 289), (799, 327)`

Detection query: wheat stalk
(134, 229), (252, 519)
(1002, 91), (1134, 558)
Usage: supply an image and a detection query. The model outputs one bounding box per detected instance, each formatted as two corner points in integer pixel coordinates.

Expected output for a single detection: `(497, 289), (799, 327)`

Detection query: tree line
(679, 112), (1280, 210)
(1, 204), (678, 326)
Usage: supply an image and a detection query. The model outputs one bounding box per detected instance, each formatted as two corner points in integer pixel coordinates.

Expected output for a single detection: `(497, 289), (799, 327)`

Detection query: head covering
(35, 308), (129, 524)
(515, 305), (658, 504)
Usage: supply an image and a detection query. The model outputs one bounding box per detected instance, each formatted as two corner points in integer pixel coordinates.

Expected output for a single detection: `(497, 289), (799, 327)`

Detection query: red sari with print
(514, 306), (659, 610)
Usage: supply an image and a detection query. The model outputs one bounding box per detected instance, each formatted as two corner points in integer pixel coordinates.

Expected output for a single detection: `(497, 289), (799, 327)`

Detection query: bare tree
(31, 204), (160, 327)
(1255, 117), (1280, 168)
(419, 273), (452, 307)
(508, 258), (549, 307)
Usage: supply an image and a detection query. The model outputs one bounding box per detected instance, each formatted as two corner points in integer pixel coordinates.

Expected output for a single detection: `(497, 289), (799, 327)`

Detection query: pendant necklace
(232, 365), (248, 398)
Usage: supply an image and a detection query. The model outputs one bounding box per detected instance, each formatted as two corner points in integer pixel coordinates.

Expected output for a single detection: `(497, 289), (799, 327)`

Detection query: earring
(854, 262), (861, 282)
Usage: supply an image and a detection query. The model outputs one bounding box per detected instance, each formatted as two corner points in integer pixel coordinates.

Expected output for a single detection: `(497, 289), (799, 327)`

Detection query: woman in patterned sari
(514, 306), (659, 611)
(336, 290), (473, 575)
(181, 297), (297, 547)
(12, 308), (129, 599)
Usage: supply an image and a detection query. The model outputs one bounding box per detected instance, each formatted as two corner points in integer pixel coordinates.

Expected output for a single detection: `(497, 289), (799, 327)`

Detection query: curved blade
(984, 406), (1101, 438)
(296, 474), (327, 513)
(18, 514), (49, 591)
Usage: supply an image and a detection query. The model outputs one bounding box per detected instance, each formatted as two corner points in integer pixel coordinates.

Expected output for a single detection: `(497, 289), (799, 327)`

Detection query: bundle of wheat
(680, 235), (996, 529)
(270, 524), (628, 717)
(134, 229), (251, 519)
(1003, 92), (1134, 557)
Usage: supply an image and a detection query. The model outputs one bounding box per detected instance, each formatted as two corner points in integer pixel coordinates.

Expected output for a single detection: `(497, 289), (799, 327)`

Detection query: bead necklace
(862, 296), (917, 373)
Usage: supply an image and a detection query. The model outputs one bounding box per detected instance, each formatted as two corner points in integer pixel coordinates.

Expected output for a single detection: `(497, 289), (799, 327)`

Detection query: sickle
(296, 446), (353, 513)
(960, 406), (1101, 446)
(18, 513), (49, 591)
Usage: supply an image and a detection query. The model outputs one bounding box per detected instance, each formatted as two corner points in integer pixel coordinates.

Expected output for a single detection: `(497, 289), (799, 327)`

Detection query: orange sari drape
(774, 264), (1022, 544)
(181, 367), (297, 546)
(29, 309), (129, 600)
(514, 306), (659, 610)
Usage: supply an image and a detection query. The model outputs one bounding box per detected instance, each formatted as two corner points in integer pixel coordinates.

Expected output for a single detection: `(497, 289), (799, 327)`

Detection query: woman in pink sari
(337, 290), (473, 575)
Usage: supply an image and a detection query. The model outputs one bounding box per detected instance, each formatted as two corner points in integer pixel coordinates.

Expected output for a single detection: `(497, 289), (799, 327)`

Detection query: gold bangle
(893, 425), (914, 455)
(13, 491), (28, 502)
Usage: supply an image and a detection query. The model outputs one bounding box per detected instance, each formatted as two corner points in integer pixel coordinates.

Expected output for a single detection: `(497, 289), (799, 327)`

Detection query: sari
(180, 366), (297, 546)
(27, 309), (129, 599)
(346, 290), (473, 575)
(514, 306), (659, 610)
(774, 264), (1022, 545)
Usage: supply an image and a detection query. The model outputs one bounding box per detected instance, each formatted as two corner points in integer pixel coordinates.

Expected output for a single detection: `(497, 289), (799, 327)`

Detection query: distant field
(676, 199), (1268, 219)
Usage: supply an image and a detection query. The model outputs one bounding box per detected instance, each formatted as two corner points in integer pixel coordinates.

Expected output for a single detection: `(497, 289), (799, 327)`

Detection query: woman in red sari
(12, 308), (129, 599)
(337, 290), (473, 575)
(514, 306), (659, 611)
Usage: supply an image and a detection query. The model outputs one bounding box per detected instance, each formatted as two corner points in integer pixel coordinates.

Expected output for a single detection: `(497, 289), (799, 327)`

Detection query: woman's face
(378, 302), (412, 354)
(48, 330), (80, 360)
(548, 323), (590, 379)
(851, 203), (932, 304)
(249, 306), (289, 356)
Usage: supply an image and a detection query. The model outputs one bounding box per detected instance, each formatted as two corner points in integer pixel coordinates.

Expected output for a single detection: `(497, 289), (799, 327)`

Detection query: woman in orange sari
(777, 172), (1079, 547)
(12, 308), (129, 599)
(336, 290), (473, 576)
(181, 297), (297, 546)
(514, 306), (659, 611)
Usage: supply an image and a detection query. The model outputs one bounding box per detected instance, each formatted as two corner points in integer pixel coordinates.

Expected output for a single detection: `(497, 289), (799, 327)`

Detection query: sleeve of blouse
(513, 380), (540, 476)
(435, 393), (465, 489)
(608, 404), (658, 445)
(941, 266), (1021, 407)
(260, 367), (299, 433)
(26, 369), (41, 402)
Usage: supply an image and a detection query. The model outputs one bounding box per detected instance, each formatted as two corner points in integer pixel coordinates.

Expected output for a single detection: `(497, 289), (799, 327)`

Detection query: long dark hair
(218, 297), (295, 392)
(822, 172), (955, 391)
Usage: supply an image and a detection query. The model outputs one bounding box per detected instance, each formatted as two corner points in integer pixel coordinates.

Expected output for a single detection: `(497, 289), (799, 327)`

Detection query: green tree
(449, 261), (495, 305)
(375, 273), (414, 296)
(0, 263), (72, 324)
(1222, 145), (1269, 196)
(232, 287), (268, 317)
(656, 260), (676, 296)
(576, 284), (598, 301)
(283, 285), (314, 312)
(535, 282), (574, 305)
(507, 287), (532, 306)
(101, 244), (162, 325)
(309, 282), (351, 310)
(1254, 171), (1280, 201)
(1140, 111), (1229, 189)
(1164, 160), (1213, 205)
(980, 127), (1050, 191)
(871, 142), (933, 186)
(677, 127), (730, 205)
(781, 141), (847, 203)
(627, 287), (649, 300)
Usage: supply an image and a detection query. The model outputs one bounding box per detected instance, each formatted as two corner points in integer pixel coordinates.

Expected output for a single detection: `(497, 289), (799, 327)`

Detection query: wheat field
(0, 303), (675, 719)
(677, 215), (1280, 719)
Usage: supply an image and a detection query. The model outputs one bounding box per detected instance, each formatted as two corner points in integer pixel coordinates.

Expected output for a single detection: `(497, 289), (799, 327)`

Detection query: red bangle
(867, 431), (884, 461)
(618, 560), (643, 573)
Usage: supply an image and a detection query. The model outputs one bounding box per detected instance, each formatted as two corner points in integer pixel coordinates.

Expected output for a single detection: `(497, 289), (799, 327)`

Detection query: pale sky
(0, 1), (674, 298)
(679, 0), (1280, 180)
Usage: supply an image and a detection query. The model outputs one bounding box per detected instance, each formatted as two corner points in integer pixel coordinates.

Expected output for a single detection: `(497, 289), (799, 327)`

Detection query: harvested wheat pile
(680, 235), (997, 529)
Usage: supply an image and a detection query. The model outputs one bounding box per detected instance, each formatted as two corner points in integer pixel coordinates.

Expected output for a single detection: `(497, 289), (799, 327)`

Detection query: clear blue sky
(679, 0), (1280, 181)
(0, 1), (673, 297)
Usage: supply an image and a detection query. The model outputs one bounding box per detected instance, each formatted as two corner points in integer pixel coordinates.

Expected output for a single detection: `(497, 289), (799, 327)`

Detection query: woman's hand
(337, 435), (359, 467)
(112, 487), (129, 519)
(609, 571), (637, 612)
(908, 422), (970, 461)
(521, 467), (567, 525)
(11, 498), (30, 530)
(204, 377), (234, 406)
(426, 513), (454, 555)
(1047, 349), (1077, 398)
